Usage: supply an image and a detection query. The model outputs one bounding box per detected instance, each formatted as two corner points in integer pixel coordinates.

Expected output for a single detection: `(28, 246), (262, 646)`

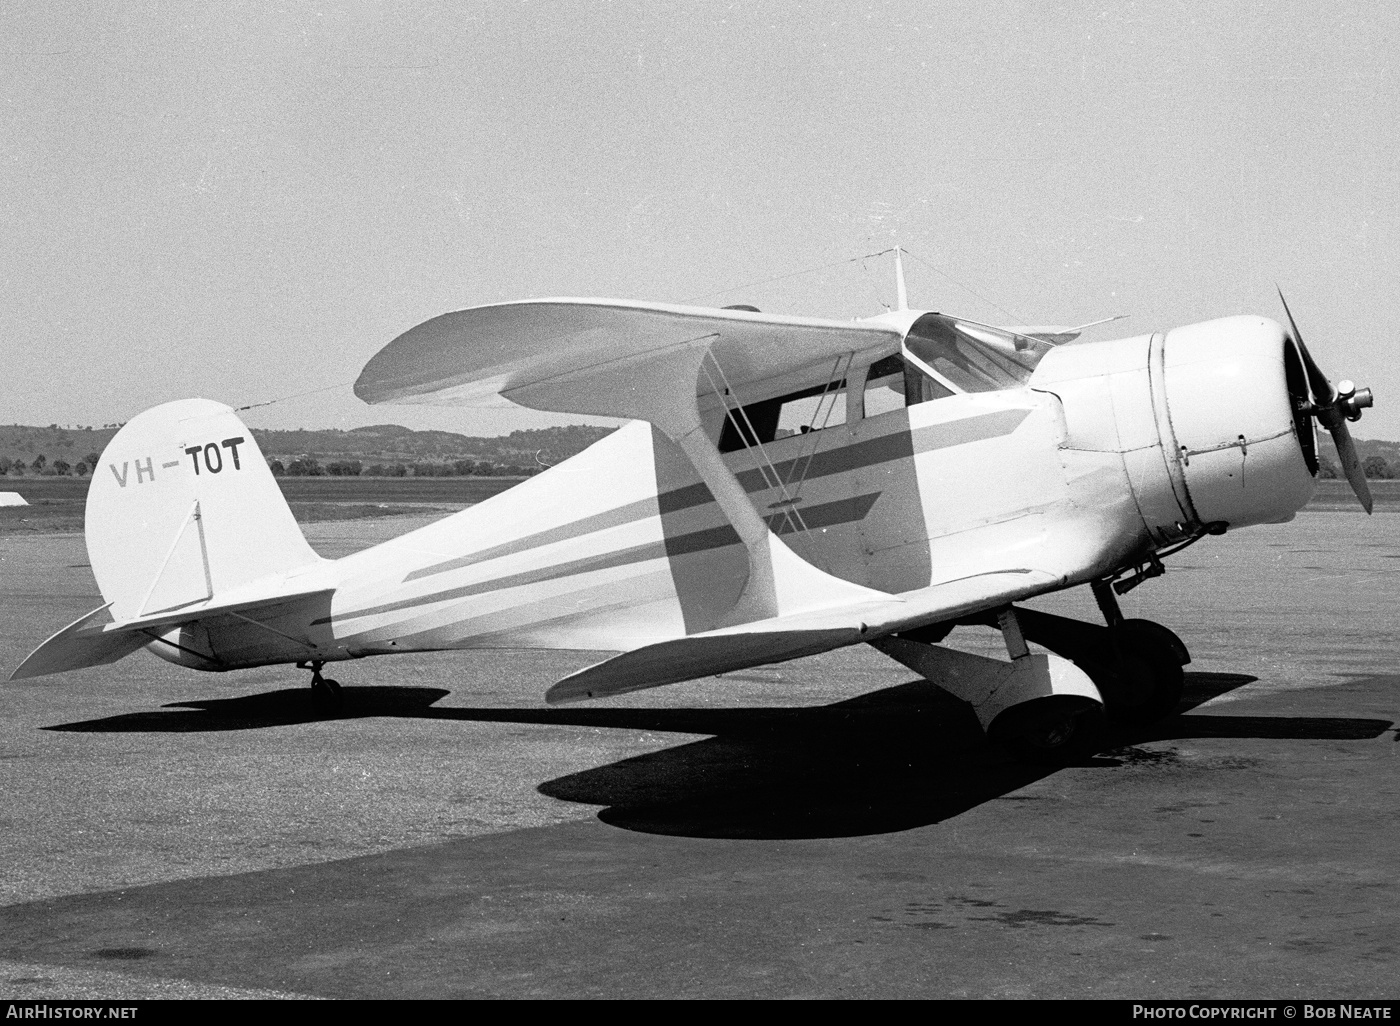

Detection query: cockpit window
(902, 313), (1054, 395)
(864, 355), (913, 416)
(717, 379), (847, 452)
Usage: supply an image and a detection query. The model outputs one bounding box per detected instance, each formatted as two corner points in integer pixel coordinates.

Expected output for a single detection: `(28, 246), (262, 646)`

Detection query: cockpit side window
(861, 353), (953, 412)
(863, 354), (911, 416)
(717, 379), (847, 452)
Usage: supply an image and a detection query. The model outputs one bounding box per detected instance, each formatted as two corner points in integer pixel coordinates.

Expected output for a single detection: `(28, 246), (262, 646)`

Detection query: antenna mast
(894, 245), (908, 312)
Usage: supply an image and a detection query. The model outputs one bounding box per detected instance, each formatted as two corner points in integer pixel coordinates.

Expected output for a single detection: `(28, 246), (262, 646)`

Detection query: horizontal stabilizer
(9, 586), (334, 681)
(87, 586), (334, 638)
(8, 604), (149, 681)
(545, 569), (1060, 704)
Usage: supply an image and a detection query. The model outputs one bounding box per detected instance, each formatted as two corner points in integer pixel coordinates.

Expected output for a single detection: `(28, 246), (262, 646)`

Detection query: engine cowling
(1032, 314), (1317, 543)
(1160, 315), (1316, 530)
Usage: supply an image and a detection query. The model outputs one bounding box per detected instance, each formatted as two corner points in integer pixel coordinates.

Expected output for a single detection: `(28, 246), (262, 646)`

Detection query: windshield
(902, 313), (1054, 394)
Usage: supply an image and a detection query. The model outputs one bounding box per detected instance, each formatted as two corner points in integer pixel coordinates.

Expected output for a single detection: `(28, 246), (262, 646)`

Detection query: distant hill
(248, 424), (617, 464)
(0, 424), (116, 472)
(0, 422), (618, 477)
(1315, 432), (1399, 477)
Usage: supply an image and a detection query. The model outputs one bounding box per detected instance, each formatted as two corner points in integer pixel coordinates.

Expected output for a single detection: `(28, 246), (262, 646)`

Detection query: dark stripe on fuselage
(665, 523), (741, 556)
(734, 431), (912, 493)
(765, 492), (881, 535)
(657, 481), (716, 515)
(327, 492), (880, 626)
(404, 495), (660, 583)
(911, 408), (1030, 452)
(325, 538), (674, 625)
(401, 408), (1029, 586)
(732, 408), (1028, 492)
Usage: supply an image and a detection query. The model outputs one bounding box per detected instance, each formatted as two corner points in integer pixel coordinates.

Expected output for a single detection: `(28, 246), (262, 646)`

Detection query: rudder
(87, 398), (322, 621)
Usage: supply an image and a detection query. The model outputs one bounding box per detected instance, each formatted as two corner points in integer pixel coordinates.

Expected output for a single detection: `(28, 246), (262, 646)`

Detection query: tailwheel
(302, 661), (343, 711)
(1093, 623), (1185, 726)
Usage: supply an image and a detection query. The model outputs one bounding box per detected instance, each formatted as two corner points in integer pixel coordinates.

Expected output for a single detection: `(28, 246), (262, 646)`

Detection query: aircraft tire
(1119, 618), (1190, 666)
(989, 696), (1106, 766)
(1094, 625), (1185, 726)
(311, 676), (343, 711)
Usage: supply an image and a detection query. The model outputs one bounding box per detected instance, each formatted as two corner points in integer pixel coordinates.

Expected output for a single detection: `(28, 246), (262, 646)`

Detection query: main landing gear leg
(1091, 579), (1124, 628)
(299, 659), (342, 710)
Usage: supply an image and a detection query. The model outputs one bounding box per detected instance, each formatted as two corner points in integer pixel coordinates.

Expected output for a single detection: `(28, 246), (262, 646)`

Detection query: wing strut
(779, 352), (852, 505)
(698, 351), (809, 536)
(501, 333), (891, 627)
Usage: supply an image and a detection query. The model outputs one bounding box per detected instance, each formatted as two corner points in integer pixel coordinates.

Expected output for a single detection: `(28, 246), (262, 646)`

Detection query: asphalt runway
(0, 510), (1397, 999)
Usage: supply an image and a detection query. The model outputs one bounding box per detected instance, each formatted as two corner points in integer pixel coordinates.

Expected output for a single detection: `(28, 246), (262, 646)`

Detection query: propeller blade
(1276, 286), (1373, 513)
(1331, 421), (1374, 515)
(1276, 287), (1335, 406)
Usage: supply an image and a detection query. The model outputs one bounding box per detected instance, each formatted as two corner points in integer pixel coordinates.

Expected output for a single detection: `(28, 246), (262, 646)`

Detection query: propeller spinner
(1277, 289), (1375, 513)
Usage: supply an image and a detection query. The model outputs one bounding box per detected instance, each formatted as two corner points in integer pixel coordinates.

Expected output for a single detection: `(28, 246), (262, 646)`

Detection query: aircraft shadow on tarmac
(45, 671), (1395, 840)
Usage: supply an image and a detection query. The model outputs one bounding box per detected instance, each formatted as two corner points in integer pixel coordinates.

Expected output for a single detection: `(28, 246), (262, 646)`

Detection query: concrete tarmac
(0, 512), (1396, 999)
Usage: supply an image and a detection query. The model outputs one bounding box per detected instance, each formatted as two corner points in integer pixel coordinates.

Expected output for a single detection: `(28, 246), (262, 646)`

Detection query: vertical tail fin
(87, 398), (322, 621)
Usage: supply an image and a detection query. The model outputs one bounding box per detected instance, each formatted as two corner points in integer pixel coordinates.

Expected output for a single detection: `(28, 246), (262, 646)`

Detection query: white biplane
(11, 256), (1375, 761)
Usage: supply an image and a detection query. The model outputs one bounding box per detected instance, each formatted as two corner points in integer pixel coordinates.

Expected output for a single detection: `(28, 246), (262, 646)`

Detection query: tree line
(0, 452), (102, 477)
(0, 451), (542, 478)
(1304, 454), (1400, 481)
(268, 458), (542, 478)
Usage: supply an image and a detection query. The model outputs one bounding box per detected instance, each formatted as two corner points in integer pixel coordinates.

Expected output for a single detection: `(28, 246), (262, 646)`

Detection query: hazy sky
(4, 1), (1397, 437)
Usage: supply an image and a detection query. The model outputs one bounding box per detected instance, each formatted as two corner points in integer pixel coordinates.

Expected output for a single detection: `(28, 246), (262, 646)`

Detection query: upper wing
(545, 567), (1060, 704)
(355, 299), (905, 416)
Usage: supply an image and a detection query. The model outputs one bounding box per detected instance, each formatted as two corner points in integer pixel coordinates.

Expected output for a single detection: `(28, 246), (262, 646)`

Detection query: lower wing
(545, 568), (1059, 704)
